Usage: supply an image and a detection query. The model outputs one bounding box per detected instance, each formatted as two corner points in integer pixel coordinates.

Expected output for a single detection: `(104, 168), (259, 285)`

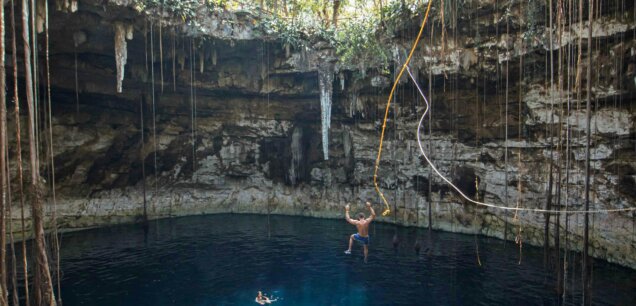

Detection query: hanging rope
(374, 1), (433, 217)
(408, 66), (636, 214)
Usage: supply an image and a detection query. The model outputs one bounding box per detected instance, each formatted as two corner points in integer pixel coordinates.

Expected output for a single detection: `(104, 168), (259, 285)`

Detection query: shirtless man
(344, 201), (376, 259)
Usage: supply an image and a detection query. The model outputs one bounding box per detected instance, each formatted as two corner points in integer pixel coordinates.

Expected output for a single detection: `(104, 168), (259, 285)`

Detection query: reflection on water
(54, 214), (635, 306)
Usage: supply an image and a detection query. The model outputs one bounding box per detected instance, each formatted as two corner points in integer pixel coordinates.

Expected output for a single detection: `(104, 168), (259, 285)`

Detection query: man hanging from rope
(344, 201), (376, 260)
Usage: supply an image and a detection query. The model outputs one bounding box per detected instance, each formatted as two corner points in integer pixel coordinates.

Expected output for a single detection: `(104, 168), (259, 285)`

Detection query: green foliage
(523, 0), (545, 43)
(260, 15), (305, 49)
(334, 16), (389, 68)
(133, 0), (428, 71)
(135, 0), (200, 20)
(381, 0), (420, 33)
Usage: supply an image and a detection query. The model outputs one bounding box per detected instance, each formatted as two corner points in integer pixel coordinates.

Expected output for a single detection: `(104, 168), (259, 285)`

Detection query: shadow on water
(16, 214), (636, 306)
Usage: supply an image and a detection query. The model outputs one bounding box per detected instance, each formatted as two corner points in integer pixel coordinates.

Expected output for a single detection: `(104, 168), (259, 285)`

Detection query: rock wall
(4, 0), (636, 268)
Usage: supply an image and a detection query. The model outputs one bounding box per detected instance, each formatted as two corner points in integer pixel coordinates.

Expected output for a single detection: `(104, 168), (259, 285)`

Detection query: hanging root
(160, 19), (164, 93)
(150, 22), (158, 214)
(45, 0), (62, 302)
(172, 28), (176, 92)
(516, 226), (523, 265)
(1, 0), (9, 302)
(473, 213), (482, 267)
(10, 0), (30, 303)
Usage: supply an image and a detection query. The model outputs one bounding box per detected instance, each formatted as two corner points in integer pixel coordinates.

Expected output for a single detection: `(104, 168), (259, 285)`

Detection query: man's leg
(363, 244), (368, 259)
(345, 234), (354, 254)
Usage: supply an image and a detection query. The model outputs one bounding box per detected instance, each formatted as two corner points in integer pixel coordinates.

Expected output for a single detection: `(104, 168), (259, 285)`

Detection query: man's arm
(345, 204), (357, 225)
(366, 202), (376, 222)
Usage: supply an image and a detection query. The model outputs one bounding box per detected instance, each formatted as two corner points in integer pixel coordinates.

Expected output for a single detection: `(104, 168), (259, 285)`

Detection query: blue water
(57, 214), (636, 305)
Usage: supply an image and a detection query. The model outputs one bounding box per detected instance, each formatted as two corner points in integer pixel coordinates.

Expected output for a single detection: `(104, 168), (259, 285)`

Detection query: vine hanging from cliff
(22, 0), (57, 303)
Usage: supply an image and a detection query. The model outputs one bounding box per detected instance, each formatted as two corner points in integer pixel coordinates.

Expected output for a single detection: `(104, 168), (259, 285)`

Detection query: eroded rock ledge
(4, 0), (636, 268)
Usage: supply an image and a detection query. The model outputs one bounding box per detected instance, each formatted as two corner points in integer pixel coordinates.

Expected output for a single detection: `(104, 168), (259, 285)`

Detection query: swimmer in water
(255, 291), (277, 305)
(344, 201), (376, 260)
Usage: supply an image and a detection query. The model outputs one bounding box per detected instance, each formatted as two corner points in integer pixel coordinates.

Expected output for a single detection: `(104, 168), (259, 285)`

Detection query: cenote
(53, 214), (635, 306)
(2, 0), (636, 305)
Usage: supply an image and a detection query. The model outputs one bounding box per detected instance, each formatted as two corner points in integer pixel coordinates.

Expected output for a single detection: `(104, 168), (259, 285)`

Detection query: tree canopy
(136, 0), (430, 68)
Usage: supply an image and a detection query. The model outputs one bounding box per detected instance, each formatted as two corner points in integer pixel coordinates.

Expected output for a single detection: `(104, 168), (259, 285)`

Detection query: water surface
(58, 214), (636, 305)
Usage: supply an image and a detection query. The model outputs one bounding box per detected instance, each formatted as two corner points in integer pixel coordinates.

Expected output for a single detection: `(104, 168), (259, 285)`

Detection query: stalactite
(199, 45), (204, 74)
(178, 52), (185, 72)
(289, 127), (303, 185)
(347, 92), (357, 118)
(22, 0), (57, 303)
(318, 64), (334, 160)
(58, 0), (78, 12)
(35, 0), (45, 33)
(115, 22), (127, 93)
(114, 22), (133, 93)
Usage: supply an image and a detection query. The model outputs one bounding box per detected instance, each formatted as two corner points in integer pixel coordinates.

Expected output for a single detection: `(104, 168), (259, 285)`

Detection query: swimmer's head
(357, 212), (365, 220)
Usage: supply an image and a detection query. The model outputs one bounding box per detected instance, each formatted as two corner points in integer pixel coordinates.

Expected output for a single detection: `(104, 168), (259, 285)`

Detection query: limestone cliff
(5, 0), (636, 268)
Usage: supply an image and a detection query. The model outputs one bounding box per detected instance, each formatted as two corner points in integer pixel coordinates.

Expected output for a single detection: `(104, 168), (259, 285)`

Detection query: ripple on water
(36, 214), (636, 306)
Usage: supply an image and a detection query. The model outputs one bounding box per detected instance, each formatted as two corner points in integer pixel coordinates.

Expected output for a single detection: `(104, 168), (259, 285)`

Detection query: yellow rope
(374, 1), (434, 217)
